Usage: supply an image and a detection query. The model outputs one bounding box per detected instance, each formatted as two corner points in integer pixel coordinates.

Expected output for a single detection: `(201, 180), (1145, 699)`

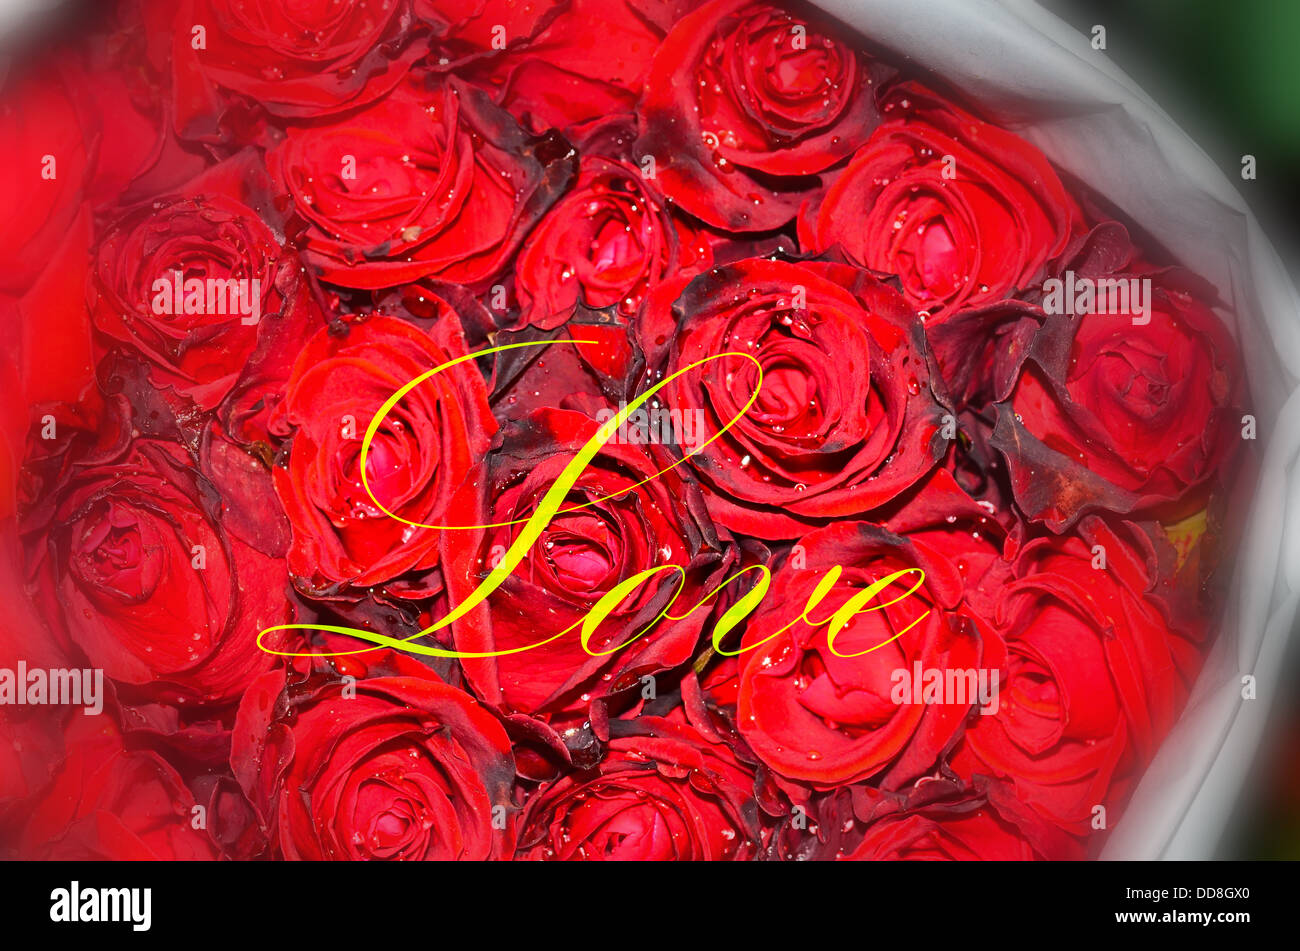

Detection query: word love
(259, 340), (931, 663)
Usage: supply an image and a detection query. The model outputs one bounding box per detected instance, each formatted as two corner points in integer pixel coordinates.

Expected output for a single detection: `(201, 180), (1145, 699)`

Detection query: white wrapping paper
(812, 0), (1300, 859)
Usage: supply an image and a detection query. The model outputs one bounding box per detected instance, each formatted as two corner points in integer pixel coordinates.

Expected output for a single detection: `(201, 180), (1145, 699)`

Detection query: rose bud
(636, 257), (949, 540)
(516, 715), (762, 859)
(799, 82), (1081, 317)
(636, 0), (887, 231)
(232, 669), (517, 860)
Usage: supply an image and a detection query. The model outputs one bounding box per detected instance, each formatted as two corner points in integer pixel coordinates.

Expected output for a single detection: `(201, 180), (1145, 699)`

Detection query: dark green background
(1042, 0), (1300, 223)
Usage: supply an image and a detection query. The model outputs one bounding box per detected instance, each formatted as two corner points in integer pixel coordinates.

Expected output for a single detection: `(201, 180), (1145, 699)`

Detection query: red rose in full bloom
(269, 79), (575, 290)
(273, 311), (495, 591)
(636, 257), (949, 539)
(22, 432), (289, 706)
(951, 519), (1194, 833)
(799, 82), (1081, 317)
(636, 0), (885, 231)
(992, 273), (1238, 529)
(736, 520), (985, 788)
(160, 0), (431, 135)
(466, 0), (670, 134)
(89, 155), (314, 410)
(445, 408), (734, 720)
(516, 715), (762, 859)
(232, 669), (517, 860)
(20, 715), (217, 860)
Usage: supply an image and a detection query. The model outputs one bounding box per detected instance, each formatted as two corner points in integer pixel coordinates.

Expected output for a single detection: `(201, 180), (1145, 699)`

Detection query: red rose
(445, 408), (734, 719)
(514, 153), (710, 329)
(842, 778), (1083, 860)
(516, 715), (762, 859)
(20, 714), (217, 860)
(992, 273), (1238, 530)
(468, 0), (668, 134)
(161, 0), (430, 135)
(951, 519), (1194, 832)
(418, 0), (564, 59)
(268, 78), (575, 290)
(736, 520), (984, 788)
(636, 257), (948, 539)
(273, 311), (495, 591)
(90, 155), (312, 410)
(232, 669), (517, 860)
(22, 432), (289, 706)
(636, 0), (885, 230)
(799, 82), (1081, 316)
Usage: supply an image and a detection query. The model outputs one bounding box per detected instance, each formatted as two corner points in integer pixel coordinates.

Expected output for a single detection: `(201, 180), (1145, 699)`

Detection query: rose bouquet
(0, 0), (1259, 861)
